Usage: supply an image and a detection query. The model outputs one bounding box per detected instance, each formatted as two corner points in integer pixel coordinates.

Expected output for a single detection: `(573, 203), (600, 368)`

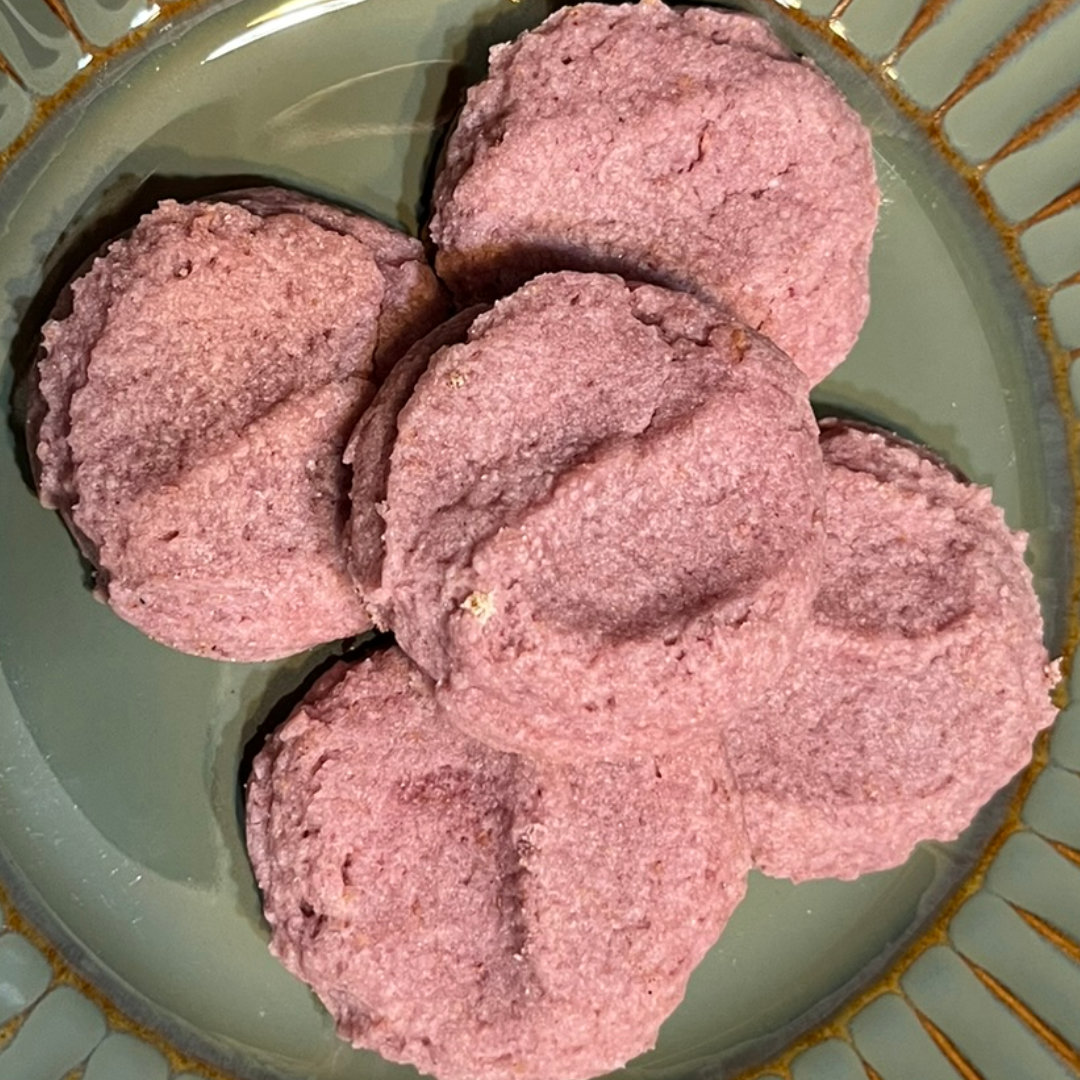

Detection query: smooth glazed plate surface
(0, 1), (1078, 1078)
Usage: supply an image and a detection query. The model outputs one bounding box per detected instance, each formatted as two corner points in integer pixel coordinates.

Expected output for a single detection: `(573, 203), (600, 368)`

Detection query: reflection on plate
(0, 1), (1078, 1078)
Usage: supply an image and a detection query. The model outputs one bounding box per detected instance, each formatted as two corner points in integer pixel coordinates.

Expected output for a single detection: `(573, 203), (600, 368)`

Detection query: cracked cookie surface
(377, 272), (824, 759)
(245, 647), (749, 1080)
(430, 0), (878, 384)
(31, 191), (447, 660)
(724, 422), (1058, 881)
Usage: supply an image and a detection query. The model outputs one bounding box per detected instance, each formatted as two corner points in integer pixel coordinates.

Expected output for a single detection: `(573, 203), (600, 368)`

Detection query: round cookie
(31, 192), (447, 660)
(724, 422), (1058, 882)
(430, 0), (878, 384)
(378, 271), (823, 759)
(245, 647), (749, 1080)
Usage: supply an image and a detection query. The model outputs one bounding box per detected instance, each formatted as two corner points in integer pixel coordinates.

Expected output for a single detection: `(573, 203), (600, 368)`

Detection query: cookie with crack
(31, 191), (447, 660)
(430, 0), (878, 384)
(246, 647), (749, 1080)
(377, 271), (824, 760)
(725, 422), (1058, 881)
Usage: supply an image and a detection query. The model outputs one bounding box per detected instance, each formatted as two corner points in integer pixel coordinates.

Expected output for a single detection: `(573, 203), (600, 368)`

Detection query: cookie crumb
(461, 591), (496, 623)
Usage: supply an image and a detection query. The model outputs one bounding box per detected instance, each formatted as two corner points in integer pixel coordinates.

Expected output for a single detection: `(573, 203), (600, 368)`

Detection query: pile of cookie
(29, 6), (1055, 1080)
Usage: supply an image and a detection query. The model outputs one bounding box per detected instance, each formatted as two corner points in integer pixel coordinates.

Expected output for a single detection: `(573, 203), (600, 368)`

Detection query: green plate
(1, 1), (1078, 1078)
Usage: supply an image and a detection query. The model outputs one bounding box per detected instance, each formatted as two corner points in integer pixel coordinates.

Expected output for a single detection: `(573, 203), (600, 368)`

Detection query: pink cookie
(246, 647), (749, 1080)
(430, 1), (878, 384)
(31, 191), (447, 659)
(725, 422), (1058, 881)
(377, 272), (824, 759)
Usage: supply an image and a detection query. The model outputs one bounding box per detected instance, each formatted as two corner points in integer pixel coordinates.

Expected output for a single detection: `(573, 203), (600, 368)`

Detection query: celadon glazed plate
(1, 0), (1079, 1078)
